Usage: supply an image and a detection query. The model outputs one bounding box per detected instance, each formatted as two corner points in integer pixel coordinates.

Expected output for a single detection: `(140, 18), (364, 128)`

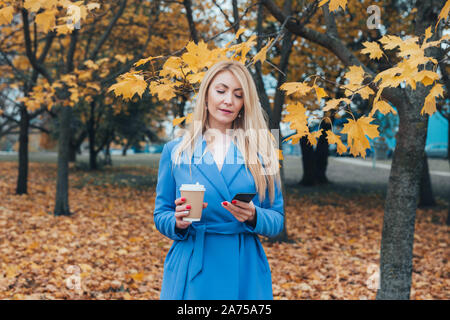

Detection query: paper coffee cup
(180, 182), (205, 222)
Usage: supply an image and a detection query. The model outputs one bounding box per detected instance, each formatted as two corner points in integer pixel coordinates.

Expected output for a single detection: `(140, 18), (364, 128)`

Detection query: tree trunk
(447, 205), (450, 226)
(315, 121), (330, 184)
(88, 100), (97, 170)
(68, 137), (77, 163)
(299, 137), (315, 186)
(16, 104), (29, 195)
(54, 105), (73, 216)
(376, 87), (429, 300)
(418, 153), (435, 207)
(104, 139), (112, 166)
(299, 132), (329, 186)
(122, 143), (129, 156)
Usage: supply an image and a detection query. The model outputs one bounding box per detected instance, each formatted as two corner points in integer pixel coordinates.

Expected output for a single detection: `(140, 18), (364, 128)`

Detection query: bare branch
(21, 8), (53, 83)
(89, 0), (128, 61)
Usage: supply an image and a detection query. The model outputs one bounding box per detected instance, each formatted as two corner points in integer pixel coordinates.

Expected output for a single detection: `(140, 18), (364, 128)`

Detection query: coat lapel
(193, 136), (232, 201)
(221, 139), (245, 188)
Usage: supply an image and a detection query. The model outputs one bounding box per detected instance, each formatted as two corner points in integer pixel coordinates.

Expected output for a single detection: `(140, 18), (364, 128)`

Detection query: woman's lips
(219, 109), (232, 114)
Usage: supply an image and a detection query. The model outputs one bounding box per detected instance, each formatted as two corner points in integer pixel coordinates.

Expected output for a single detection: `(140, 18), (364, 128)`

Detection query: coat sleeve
(153, 143), (190, 241)
(244, 179), (284, 238)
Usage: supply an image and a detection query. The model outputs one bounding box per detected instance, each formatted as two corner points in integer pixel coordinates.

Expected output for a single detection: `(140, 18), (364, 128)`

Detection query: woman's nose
(224, 92), (233, 104)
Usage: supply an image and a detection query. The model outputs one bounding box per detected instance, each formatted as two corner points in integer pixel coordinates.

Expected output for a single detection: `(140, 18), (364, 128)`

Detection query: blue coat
(153, 135), (284, 300)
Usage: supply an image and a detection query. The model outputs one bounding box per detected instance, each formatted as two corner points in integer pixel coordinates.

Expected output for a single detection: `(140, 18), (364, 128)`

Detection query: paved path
(333, 157), (450, 177)
(282, 156), (449, 201)
(1, 152), (448, 201)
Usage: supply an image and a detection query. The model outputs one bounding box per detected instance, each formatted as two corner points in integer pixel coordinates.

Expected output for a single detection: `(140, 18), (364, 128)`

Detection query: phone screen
(232, 192), (257, 203)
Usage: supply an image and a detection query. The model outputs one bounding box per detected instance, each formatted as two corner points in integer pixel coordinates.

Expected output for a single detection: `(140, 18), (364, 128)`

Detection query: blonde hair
(172, 60), (281, 205)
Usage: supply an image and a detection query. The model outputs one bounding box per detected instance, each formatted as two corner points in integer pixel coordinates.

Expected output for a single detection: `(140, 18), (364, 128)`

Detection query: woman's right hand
(174, 197), (208, 229)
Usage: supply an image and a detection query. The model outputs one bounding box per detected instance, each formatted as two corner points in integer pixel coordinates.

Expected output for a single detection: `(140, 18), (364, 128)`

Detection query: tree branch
(89, 0), (128, 61)
(183, 0), (199, 44)
(21, 8), (53, 83)
(261, 0), (406, 110)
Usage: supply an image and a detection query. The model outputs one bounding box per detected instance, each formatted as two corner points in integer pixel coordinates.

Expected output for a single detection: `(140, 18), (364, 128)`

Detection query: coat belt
(187, 221), (250, 282)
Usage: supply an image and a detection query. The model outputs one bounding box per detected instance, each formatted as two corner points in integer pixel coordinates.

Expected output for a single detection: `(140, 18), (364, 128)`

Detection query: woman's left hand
(222, 200), (256, 223)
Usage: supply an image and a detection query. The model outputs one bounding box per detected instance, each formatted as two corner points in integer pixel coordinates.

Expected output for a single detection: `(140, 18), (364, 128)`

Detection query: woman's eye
(217, 90), (225, 94)
(235, 95), (243, 99)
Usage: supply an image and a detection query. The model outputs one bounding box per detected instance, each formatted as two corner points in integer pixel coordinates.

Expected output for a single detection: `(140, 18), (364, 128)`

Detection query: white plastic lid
(180, 182), (205, 191)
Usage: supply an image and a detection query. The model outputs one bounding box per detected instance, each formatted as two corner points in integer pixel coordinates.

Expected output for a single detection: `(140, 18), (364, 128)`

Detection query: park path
(282, 156), (449, 201)
(1, 152), (448, 201)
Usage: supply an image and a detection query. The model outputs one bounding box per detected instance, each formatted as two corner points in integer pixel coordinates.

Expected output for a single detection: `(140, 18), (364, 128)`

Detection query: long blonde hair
(172, 60), (281, 205)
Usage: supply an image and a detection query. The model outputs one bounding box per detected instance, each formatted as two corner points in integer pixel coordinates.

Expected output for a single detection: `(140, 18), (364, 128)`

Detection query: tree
(262, 0), (448, 299)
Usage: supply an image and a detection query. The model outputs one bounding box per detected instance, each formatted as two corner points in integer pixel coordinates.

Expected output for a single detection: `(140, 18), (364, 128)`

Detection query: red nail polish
(186, 205), (191, 209)
(222, 202), (227, 206)
(231, 200), (237, 204)
(181, 197), (186, 201)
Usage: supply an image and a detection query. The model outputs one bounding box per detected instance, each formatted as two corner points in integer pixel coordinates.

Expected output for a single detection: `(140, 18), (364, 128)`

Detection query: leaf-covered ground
(0, 162), (448, 300)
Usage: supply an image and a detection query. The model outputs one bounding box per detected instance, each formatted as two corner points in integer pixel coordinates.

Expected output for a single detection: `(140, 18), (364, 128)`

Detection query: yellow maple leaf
(35, 9), (57, 32)
(318, 0), (348, 11)
(186, 71), (205, 84)
(172, 116), (186, 127)
(23, 0), (44, 13)
(160, 56), (183, 78)
(379, 35), (403, 51)
(108, 72), (148, 100)
(149, 80), (176, 101)
(435, 0), (450, 30)
(134, 55), (163, 67)
(369, 100), (397, 117)
(392, 37), (420, 58)
(313, 85), (328, 103)
(0, 6), (14, 25)
(307, 129), (323, 146)
(345, 65), (365, 85)
(235, 28), (247, 40)
(420, 83), (444, 116)
(182, 40), (212, 73)
(424, 27), (432, 43)
(253, 39), (274, 65)
(280, 82), (312, 96)
(283, 132), (306, 145)
(326, 130), (347, 155)
(341, 116), (379, 158)
(344, 66), (374, 99)
(323, 98), (351, 112)
(282, 102), (309, 144)
(414, 70), (439, 86)
(361, 41), (384, 60)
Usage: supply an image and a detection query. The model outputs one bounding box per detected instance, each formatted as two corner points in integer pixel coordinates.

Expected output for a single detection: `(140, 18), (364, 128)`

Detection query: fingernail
(186, 205), (191, 209)
(231, 200), (237, 204)
(181, 197), (186, 201)
(222, 202), (227, 206)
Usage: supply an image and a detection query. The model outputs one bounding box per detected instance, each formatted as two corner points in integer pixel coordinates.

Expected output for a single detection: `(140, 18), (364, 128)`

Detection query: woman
(153, 60), (284, 300)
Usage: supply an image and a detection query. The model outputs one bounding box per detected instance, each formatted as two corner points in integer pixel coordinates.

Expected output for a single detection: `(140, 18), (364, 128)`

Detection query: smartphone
(231, 192), (257, 203)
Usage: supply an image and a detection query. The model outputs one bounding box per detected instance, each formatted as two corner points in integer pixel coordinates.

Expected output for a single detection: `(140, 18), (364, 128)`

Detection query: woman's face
(206, 70), (244, 132)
